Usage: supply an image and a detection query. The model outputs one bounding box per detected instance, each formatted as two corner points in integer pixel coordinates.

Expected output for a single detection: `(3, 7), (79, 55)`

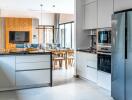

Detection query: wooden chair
(66, 49), (75, 67)
(52, 50), (66, 70)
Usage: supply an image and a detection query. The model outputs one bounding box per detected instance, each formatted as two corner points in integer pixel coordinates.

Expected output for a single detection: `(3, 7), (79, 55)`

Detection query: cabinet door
(16, 70), (50, 86)
(114, 0), (132, 12)
(97, 71), (111, 91)
(76, 52), (88, 78)
(98, 0), (113, 28)
(87, 67), (97, 83)
(76, 52), (97, 82)
(85, 0), (96, 4)
(84, 2), (97, 29)
(0, 56), (15, 90)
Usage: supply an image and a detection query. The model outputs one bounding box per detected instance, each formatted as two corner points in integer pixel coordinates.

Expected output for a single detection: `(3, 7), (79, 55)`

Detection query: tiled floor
(0, 67), (114, 100)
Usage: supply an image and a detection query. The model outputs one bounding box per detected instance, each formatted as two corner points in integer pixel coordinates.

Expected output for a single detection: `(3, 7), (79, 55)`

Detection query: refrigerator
(112, 10), (132, 100)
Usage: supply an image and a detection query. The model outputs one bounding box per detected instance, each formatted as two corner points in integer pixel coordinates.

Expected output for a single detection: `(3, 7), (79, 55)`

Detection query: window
(59, 22), (74, 49)
(38, 25), (54, 45)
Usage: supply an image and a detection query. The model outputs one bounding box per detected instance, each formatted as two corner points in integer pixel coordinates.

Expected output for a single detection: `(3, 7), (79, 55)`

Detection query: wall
(0, 9), (55, 48)
(5, 18), (32, 49)
(0, 18), (5, 48)
(1, 9), (54, 25)
(32, 18), (39, 44)
(60, 14), (74, 24)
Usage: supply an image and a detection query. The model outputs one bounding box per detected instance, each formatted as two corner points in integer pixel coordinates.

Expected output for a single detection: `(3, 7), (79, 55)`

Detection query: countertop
(0, 51), (52, 56)
(77, 49), (97, 54)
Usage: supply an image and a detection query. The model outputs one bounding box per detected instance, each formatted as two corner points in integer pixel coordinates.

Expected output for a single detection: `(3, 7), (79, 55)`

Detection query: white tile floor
(0, 67), (114, 100)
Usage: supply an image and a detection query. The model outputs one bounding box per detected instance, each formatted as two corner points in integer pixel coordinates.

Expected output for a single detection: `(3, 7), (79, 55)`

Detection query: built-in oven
(98, 29), (111, 44)
(97, 53), (111, 73)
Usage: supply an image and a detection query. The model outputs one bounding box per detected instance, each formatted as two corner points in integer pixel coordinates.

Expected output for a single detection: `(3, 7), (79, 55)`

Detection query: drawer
(87, 61), (97, 69)
(16, 70), (50, 86)
(16, 55), (50, 63)
(97, 71), (111, 91)
(86, 67), (97, 83)
(16, 62), (50, 71)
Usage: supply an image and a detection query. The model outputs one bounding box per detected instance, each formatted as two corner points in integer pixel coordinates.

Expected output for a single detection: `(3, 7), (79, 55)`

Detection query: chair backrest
(67, 50), (74, 57)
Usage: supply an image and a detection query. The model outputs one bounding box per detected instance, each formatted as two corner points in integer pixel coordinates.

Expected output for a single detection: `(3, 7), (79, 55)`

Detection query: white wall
(1, 9), (54, 25)
(60, 14), (74, 24)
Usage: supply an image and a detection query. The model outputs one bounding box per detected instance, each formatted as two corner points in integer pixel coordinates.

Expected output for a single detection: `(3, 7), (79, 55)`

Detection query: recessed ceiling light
(52, 5), (55, 7)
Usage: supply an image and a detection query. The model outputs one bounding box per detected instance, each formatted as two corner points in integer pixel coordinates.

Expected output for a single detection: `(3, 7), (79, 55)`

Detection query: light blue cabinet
(0, 56), (15, 90)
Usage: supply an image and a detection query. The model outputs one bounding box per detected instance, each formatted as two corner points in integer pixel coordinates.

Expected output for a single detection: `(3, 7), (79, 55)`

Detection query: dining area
(50, 49), (75, 70)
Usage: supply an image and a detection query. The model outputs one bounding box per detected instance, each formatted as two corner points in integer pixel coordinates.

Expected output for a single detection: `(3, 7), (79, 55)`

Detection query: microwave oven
(98, 29), (111, 44)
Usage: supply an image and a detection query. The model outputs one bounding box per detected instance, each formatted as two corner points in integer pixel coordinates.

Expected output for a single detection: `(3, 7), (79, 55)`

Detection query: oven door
(97, 54), (111, 73)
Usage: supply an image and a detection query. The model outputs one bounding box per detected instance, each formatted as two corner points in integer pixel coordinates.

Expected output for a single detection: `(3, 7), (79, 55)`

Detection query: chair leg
(65, 59), (67, 69)
(59, 60), (62, 69)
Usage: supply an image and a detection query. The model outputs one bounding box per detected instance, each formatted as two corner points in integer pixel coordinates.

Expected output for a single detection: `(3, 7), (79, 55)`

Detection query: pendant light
(40, 4), (43, 26)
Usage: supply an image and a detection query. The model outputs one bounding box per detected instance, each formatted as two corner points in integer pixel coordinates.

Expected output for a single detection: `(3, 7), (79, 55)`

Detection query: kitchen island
(0, 52), (52, 91)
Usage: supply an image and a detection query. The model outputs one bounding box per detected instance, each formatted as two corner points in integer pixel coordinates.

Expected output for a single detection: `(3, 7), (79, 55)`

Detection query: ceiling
(0, 0), (74, 14)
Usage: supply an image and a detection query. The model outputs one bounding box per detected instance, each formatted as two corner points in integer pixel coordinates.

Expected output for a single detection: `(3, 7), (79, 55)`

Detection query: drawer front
(87, 61), (97, 69)
(87, 67), (97, 83)
(16, 70), (50, 86)
(16, 62), (50, 71)
(16, 55), (50, 63)
(97, 71), (111, 91)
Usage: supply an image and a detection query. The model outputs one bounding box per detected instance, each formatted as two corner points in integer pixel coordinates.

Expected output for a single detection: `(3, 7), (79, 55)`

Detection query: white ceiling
(0, 0), (74, 14)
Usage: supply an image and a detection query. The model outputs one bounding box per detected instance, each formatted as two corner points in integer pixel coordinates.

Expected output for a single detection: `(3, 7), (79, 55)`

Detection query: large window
(38, 25), (54, 45)
(59, 22), (74, 49)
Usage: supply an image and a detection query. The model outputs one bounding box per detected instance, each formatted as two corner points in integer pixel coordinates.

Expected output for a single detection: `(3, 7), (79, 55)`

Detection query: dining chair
(52, 50), (66, 70)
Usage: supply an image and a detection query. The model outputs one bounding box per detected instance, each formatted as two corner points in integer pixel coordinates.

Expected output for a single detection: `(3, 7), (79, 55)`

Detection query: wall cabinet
(98, 0), (113, 28)
(84, 0), (96, 4)
(0, 56), (15, 90)
(84, 2), (97, 29)
(76, 52), (97, 83)
(114, 0), (132, 12)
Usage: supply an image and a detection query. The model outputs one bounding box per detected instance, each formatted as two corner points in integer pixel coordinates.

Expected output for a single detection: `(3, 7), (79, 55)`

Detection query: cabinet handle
(87, 65), (97, 69)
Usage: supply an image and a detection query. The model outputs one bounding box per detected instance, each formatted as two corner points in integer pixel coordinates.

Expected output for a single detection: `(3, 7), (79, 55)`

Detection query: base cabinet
(0, 54), (52, 91)
(77, 52), (97, 83)
(0, 56), (15, 90)
(86, 67), (97, 83)
(77, 51), (111, 91)
(97, 71), (111, 91)
(16, 70), (50, 86)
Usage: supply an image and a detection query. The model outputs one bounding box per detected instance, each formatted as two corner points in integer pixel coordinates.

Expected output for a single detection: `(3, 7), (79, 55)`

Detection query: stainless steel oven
(97, 53), (111, 73)
(98, 29), (111, 44)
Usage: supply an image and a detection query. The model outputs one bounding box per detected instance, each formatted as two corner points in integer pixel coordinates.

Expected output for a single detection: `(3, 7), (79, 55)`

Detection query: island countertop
(0, 51), (52, 56)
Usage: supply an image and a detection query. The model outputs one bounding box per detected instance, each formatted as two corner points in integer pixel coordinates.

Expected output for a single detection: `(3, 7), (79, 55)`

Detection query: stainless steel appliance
(111, 9), (132, 100)
(97, 54), (111, 73)
(98, 28), (111, 45)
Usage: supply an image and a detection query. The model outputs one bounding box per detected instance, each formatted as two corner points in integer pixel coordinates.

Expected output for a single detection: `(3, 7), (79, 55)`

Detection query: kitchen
(0, 0), (132, 100)
(76, 0), (132, 100)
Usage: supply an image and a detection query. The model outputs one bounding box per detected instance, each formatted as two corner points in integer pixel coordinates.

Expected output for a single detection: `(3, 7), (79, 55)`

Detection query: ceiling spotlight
(52, 5), (55, 7)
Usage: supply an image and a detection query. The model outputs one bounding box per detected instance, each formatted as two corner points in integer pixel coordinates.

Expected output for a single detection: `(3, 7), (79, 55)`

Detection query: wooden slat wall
(5, 18), (32, 49)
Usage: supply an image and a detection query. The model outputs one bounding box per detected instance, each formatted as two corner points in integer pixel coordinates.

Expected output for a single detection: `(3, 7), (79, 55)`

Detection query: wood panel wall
(5, 18), (32, 49)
